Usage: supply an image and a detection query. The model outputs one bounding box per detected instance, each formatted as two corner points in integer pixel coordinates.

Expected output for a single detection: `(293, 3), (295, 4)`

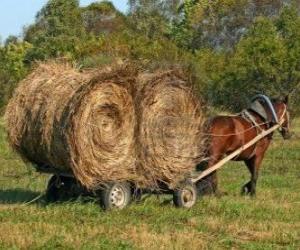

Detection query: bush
(0, 42), (32, 110)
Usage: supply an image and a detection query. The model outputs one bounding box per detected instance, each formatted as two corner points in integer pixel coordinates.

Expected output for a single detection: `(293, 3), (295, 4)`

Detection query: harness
(240, 110), (264, 133)
(239, 95), (287, 158)
(241, 95), (285, 130)
(251, 94), (279, 124)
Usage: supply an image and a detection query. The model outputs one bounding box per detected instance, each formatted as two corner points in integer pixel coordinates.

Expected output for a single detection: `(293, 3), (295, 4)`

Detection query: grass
(0, 118), (299, 249)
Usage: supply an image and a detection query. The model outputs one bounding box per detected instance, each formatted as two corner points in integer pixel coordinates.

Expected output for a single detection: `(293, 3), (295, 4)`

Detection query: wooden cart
(44, 122), (282, 210)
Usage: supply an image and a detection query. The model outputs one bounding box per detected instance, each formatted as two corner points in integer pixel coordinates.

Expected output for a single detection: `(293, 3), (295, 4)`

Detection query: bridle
(241, 99), (288, 135)
(278, 103), (289, 134)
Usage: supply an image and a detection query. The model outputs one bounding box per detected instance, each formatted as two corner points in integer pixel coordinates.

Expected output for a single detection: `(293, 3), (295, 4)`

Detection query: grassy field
(0, 118), (299, 250)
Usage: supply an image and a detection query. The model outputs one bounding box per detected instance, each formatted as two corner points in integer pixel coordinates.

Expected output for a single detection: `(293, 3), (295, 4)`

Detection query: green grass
(0, 118), (299, 249)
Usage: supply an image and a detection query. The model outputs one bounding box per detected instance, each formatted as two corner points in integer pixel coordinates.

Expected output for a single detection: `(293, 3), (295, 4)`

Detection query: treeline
(1, 0), (300, 114)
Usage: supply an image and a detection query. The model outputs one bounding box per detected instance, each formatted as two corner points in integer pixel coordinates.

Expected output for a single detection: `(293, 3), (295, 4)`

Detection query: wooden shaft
(191, 123), (281, 183)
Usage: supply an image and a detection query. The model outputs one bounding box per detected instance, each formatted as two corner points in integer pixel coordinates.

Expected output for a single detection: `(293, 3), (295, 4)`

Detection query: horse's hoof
(196, 180), (217, 196)
(241, 186), (249, 195)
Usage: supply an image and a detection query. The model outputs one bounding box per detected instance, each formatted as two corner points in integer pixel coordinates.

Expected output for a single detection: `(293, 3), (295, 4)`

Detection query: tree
(4, 35), (19, 46)
(128, 0), (182, 39)
(24, 0), (86, 61)
(0, 42), (32, 108)
(81, 1), (127, 35)
(276, 5), (300, 114)
(207, 17), (287, 110)
(171, 0), (295, 51)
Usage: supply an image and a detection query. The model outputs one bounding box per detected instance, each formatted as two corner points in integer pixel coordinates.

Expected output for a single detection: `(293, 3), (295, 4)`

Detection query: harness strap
(239, 110), (265, 159)
(240, 110), (264, 133)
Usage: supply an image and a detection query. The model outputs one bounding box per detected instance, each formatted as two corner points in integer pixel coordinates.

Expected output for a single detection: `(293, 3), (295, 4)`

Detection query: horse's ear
(284, 95), (289, 104)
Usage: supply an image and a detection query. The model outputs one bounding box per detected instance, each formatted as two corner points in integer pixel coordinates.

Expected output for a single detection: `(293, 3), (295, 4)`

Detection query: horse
(198, 96), (291, 196)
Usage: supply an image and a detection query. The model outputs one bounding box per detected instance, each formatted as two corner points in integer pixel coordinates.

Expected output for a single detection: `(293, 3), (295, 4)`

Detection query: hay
(136, 71), (205, 188)
(5, 62), (138, 189)
(5, 62), (206, 189)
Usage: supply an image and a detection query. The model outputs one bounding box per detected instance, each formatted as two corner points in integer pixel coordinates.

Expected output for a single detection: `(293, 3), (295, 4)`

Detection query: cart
(43, 122), (282, 210)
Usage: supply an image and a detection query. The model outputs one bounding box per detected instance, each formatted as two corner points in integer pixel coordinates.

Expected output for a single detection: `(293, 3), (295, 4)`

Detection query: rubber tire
(100, 182), (131, 211)
(173, 182), (197, 208)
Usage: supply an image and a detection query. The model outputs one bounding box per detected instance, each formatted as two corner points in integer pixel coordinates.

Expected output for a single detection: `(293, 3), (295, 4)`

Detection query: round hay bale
(136, 71), (205, 188)
(5, 62), (138, 189)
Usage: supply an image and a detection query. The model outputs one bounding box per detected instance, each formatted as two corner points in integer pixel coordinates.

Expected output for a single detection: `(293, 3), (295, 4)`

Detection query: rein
(278, 103), (287, 133)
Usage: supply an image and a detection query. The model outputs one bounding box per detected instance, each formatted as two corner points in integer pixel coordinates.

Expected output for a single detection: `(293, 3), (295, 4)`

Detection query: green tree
(81, 1), (126, 35)
(0, 42), (32, 109)
(171, 0), (295, 51)
(24, 0), (86, 61)
(276, 5), (300, 114)
(4, 35), (19, 46)
(128, 0), (182, 39)
(208, 17), (287, 110)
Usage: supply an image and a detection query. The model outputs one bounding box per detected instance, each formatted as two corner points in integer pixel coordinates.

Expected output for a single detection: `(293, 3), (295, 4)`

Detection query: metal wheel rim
(182, 188), (196, 208)
(110, 185), (126, 208)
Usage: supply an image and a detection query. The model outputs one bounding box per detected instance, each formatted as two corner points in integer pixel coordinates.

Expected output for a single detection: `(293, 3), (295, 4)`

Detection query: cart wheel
(173, 182), (197, 208)
(100, 182), (131, 210)
(45, 175), (77, 202)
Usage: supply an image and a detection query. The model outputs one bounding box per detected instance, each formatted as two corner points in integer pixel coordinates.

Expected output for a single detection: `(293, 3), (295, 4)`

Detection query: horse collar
(251, 94), (279, 124)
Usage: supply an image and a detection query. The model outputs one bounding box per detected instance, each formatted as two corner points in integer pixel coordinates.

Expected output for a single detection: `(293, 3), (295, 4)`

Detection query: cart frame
(43, 121), (283, 210)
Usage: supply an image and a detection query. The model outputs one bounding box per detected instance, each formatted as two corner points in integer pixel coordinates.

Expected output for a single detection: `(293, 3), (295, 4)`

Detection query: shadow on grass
(0, 188), (41, 204)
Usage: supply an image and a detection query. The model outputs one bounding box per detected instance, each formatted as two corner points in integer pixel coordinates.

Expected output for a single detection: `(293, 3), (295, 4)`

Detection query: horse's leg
(250, 154), (265, 196)
(242, 157), (255, 195)
(205, 153), (222, 194)
(243, 155), (264, 196)
(197, 153), (221, 195)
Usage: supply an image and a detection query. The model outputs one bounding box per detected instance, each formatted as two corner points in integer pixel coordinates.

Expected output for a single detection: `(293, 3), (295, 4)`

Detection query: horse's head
(273, 96), (291, 140)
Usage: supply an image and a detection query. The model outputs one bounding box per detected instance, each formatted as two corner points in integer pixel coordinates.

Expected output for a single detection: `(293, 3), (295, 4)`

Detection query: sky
(0, 0), (128, 42)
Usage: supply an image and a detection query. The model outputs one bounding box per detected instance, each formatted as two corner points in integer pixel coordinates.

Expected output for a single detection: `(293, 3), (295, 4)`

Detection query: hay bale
(5, 62), (205, 190)
(5, 62), (138, 189)
(136, 71), (205, 188)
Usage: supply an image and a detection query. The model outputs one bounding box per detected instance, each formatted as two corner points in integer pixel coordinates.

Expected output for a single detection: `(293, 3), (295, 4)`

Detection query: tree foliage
(1, 0), (300, 115)
(82, 1), (126, 35)
(171, 0), (296, 50)
(200, 6), (300, 112)
(128, 0), (182, 38)
(0, 42), (32, 109)
(24, 0), (86, 60)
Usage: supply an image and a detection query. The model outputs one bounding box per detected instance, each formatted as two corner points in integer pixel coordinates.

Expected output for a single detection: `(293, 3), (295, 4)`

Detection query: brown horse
(199, 96), (291, 196)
